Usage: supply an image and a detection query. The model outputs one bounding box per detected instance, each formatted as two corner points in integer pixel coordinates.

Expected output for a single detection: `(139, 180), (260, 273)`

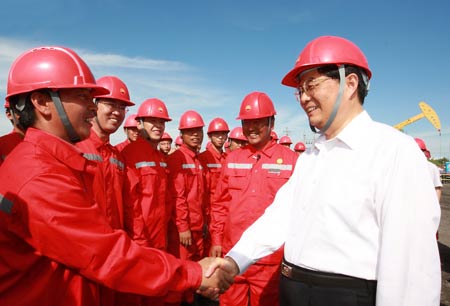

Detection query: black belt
(281, 260), (377, 291)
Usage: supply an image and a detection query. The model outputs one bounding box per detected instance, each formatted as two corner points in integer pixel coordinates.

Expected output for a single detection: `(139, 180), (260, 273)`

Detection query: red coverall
(121, 137), (173, 306)
(198, 145), (227, 256)
(76, 129), (125, 230)
(211, 140), (298, 306)
(115, 139), (130, 152)
(0, 130), (23, 166)
(76, 129), (127, 305)
(167, 144), (210, 261)
(0, 128), (202, 306)
(121, 136), (170, 251)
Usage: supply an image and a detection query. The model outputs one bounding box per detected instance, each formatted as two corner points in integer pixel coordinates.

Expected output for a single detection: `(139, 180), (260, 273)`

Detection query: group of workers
(0, 35), (442, 306)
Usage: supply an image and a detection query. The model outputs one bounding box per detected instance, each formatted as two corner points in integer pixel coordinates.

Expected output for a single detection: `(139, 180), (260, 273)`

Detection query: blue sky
(1, 0), (449, 158)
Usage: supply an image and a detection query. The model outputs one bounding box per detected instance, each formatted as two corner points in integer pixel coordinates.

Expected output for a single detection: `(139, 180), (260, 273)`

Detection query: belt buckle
(281, 262), (293, 278)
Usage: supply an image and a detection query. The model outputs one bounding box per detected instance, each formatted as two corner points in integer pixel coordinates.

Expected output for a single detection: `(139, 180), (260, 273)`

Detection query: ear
(30, 91), (52, 116)
(345, 73), (359, 99)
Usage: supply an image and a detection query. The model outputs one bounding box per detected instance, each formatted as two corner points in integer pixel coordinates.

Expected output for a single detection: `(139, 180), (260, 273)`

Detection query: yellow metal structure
(394, 101), (441, 133)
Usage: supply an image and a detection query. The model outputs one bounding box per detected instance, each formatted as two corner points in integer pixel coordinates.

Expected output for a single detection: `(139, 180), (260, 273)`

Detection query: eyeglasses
(294, 76), (330, 101)
(98, 101), (128, 112)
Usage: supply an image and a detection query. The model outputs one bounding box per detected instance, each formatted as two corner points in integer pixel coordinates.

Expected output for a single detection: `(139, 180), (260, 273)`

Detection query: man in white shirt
(207, 36), (441, 306)
(415, 137), (443, 201)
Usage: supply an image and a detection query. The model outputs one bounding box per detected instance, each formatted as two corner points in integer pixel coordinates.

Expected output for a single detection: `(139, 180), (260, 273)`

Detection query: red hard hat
(282, 36), (372, 88)
(270, 131), (279, 141)
(279, 135), (292, 145)
(175, 136), (183, 145)
(228, 127), (247, 141)
(414, 138), (428, 151)
(179, 110), (205, 130)
(136, 98), (172, 121)
(123, 114), (138, 128)
(236, 92), (277, 120)
(294, 142), (306, 152)
(161, 132), (173, 141)
(95, 76), (135, 106)
(208, 117), (230, 133)
(6, 46), (108, 101)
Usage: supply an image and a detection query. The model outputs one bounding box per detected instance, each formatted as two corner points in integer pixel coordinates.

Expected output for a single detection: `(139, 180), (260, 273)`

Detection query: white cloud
(0, 36), (237, 146)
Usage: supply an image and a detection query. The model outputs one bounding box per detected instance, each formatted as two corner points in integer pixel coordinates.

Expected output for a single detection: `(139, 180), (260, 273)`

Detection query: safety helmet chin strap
(310, 64), (346, 135)
(139, 118), (153, 141)
(49, 91), (81, 143)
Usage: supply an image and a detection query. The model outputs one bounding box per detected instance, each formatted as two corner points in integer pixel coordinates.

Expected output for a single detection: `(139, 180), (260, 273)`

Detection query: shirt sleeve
(167, 154), (190, 232)
(123, 164), (151, 246)
(9, 170), (202, 296)
(226, 166), (298, 273)
(375, 142), (441, 306)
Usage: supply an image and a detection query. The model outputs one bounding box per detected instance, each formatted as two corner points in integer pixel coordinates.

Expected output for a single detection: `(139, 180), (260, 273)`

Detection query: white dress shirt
(227, 111), (441, 306)
(428, 161), (443, 188)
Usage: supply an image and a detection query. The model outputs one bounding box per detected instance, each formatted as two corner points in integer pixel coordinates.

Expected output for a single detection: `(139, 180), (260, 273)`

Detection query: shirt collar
(314, 111), (372, 152)
(180, 143), (198, 158)
(25, 128), (89, 172)
(87, 128), (110, 149)
(245, 139), (278, 159)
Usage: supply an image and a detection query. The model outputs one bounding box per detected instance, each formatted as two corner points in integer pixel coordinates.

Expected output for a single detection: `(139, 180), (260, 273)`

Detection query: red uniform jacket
(0, 128), (202, 306)
(76, 130), (125, 229)
(121, 137), (169, 250)
(211, 140), (298, 265)
(115, 139), (130, 152)
(167, 144), (210, 233)
(199, 146), (227, 206)
(0, 130), (23, 166)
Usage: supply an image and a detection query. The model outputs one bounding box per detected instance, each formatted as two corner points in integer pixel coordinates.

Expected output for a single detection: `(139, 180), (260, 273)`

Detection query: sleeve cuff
(225, 250), (256, 275)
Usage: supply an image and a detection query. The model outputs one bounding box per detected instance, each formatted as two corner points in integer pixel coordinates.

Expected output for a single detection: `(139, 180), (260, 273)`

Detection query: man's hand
(196, 257), (238, 300)
(179, 230), (192, 246)
(209, 245), (222, 257)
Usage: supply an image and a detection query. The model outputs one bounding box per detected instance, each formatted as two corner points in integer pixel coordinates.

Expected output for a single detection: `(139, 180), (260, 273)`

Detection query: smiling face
(181, 127), (203, 151)
(296, 69), (339, 133)
(56, 88), (98, 141)
(296, 67), (363, 139)
(125, 127), (139, 142)
(241, 117), (273, 150)
(138, 117), (167, 143)
(93, 98), (127, 137)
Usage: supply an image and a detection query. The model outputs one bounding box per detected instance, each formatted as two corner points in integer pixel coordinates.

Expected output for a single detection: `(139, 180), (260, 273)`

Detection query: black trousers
(279, 262), (376, 306)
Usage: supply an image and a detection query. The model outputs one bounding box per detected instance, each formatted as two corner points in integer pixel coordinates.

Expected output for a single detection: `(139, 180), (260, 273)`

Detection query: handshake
(196, 256), (239, 300)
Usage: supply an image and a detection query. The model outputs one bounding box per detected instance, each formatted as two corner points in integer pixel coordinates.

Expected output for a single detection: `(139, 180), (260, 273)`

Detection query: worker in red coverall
(76, 75), (134, 305)
(199, 118), (229, 256)
(0, 45), (233, 306)
(227, 127), (248, 152)
(293, 141), (306, 155)
(210, 92), (298, 306)
(0, 99), (25, 165)
(121, 98), (175, 306)
(115, 113), (139, 152)
(279, 135), (293, 149)
(175, 135), (183, 149)
(159, 132), (173, 155)
(167, 110), (210, 304)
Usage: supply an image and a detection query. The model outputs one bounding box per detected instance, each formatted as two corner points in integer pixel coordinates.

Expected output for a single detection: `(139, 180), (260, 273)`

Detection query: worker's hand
(196, 257), (237, 300)
(179, 230), (192, 246)
(209, 245), (222, 257)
